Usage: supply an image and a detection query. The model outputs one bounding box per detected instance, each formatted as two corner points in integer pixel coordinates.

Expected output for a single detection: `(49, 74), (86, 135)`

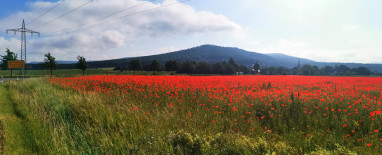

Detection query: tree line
(114, 58), (255, 75)
(262, 64), (374, 76)
(118, 58), (375, 76)
(0, 48), (376, 76)
(1, 49), (88, 76)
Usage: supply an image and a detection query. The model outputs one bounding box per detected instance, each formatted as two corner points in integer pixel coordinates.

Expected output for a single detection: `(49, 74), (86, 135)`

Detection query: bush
(209, 133), (267, 155)
(309, 143), (356, 155)
(168, 130), (205, 155)
(271, 142), (298, 155)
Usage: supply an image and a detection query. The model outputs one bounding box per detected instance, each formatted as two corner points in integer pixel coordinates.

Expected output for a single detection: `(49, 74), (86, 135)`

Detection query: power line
(48, 0), (191, 36)
(6, 20), (40, 67)
(32, 0), (93, 30)
(27, 0), (65, 25)
(48, 0), (154, 35)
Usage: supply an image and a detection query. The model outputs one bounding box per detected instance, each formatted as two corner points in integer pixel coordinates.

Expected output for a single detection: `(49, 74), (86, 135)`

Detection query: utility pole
(6, 19), (40, 76)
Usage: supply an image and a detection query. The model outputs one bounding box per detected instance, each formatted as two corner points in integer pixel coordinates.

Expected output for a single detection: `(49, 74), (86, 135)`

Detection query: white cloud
(342, 24), (358, 31)
(0, 37), (19, 54)
(0, 0), (243, 61)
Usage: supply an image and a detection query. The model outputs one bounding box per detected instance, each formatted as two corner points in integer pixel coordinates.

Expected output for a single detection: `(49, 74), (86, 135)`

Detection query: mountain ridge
(29, 44), (382, 72)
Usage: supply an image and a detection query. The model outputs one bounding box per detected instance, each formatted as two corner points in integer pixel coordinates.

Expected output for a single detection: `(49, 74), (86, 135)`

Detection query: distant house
(251, 69), (261, 74)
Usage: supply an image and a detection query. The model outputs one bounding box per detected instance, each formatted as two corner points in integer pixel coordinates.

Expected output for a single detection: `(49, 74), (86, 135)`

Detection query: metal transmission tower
(6, 19), (40, 66)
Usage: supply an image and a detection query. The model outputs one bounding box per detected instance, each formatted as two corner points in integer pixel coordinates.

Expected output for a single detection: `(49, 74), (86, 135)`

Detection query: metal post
(8, 69), (11, 84)
(6, 19), (39, 72)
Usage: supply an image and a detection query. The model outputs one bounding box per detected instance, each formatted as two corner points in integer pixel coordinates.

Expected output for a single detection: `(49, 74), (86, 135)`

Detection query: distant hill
(265, 53), (317, 67)
(28, 44), (382, 72)
(87, 44), (297, 68)
(30, 61), (78, 64)
(265, 53), (382, 72)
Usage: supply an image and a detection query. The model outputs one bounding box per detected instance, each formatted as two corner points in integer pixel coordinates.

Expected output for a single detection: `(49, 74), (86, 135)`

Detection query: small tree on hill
(165, 60), (179, 75)
(150, 60), (161, 75)
(129, 59), (142, 75)
(1, 48), (17, 70)
(43, 52), (58, 76)
(76, 55), (88, 76)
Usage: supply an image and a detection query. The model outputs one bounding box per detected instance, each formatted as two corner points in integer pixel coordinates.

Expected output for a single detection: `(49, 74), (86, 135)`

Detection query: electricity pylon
(6, 19), (40, 66)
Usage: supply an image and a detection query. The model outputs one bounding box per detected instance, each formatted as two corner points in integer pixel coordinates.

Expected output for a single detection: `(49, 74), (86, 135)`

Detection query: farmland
(1, 75), (382, 154)
(0, 68), (172, 78)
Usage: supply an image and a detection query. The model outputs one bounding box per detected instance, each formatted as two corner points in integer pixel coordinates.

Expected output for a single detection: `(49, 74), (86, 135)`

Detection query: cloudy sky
(0, 0), (381, 63)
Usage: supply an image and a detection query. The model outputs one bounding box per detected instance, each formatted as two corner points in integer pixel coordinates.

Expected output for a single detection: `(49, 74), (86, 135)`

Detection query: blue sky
(0, 0), (57, 17)
(0, 0), (381, 63)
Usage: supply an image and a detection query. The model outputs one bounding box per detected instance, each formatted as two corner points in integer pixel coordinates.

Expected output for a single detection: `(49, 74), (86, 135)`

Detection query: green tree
(150, 60), (161, 75)
(129, 59), (142, 75)
(165, 60), (179, 75)
(76, 55), (88, 76)
(224, 64), (236, 75)
(320, 66), (334, 75)
(301, 64), (312, 75)
(228, 58), (238, 71)
(354, 67), (372, 75)
(268, 66), (278, 75)
(301, 64), (320, 75)
(43, 52), (58, 76)
(239, 64), (249, 74)
(1, 48), (17, 70)
(180, 61), (196, 75)
(196, 61), (211, 74)
(212, 62), (225, 74)
(253, 63), (260, 74)
(277, 66), (290, 75)
(334, 65), (350, 75)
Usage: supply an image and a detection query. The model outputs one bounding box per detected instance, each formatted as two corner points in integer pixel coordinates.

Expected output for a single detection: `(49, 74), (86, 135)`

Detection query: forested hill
(91, 44), (300, 68)
(122, 45), (288, 67)
(29, 44), (382, 72)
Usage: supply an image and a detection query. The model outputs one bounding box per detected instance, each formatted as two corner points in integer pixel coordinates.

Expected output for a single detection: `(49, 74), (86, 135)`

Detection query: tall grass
(6, 77), (382, 154)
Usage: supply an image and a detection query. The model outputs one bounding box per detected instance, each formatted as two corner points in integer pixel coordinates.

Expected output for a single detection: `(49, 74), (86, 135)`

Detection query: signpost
(8, 60), (25, 82)
(8, 60), (25, 69)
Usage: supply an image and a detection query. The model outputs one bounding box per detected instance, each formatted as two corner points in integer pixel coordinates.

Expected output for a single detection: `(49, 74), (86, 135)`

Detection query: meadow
(0, 68), (172, 78)
(0, 75), (381, 154)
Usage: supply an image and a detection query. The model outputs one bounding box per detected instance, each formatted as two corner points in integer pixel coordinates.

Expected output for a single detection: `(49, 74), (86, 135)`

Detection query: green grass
(0, 84), (35, 154)
(4, 78), (174, 154)
(1, 78), (380, 154)
(0, 69), (173, 77)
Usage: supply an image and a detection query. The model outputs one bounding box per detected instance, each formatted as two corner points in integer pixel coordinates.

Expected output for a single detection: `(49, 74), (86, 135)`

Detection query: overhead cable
(49, 0), (191, 35)
(48, 0), (154, 35)
(27, 0), (65, 25)
(32, 0), (93, 29)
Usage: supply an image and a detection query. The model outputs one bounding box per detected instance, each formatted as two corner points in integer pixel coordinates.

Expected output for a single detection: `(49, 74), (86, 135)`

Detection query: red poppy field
(44, 75), (382, 153)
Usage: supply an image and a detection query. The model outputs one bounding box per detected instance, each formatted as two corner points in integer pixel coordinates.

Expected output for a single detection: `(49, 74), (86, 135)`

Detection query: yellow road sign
(8, 61), (25, 69)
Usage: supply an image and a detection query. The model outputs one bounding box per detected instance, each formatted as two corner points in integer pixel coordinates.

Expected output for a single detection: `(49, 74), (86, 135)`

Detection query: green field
(0, 69), (172, 77)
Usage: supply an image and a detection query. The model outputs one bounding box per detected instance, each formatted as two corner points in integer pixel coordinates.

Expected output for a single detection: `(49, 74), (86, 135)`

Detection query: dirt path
(0, 84), (34, 154)
(0, 85), (22, 154)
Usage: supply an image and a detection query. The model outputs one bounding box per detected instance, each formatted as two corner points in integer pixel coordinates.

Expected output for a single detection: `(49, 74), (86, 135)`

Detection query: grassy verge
(0, 84), (35, 154)
(6, 78), (156, 154)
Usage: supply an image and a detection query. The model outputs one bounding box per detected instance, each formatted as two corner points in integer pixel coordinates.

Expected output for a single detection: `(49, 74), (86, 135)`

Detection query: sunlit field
(0, 69), (172, 77)
(3, 75), (382, 154)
